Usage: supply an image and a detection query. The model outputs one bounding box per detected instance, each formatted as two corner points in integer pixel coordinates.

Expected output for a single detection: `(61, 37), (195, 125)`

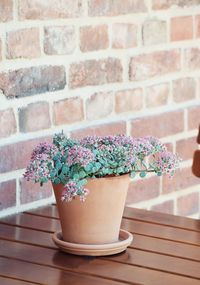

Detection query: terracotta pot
(53, 174), (130, 245)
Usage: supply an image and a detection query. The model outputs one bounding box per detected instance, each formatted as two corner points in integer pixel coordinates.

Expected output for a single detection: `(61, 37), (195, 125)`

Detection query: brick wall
(0, 0), (200, 218)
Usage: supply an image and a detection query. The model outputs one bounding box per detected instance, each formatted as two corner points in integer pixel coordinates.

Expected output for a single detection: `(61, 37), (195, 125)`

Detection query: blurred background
(0, 0), (200, 218)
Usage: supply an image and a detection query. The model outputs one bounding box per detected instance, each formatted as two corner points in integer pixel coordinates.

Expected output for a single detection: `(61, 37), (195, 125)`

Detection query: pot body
(53, 174), (130, 244)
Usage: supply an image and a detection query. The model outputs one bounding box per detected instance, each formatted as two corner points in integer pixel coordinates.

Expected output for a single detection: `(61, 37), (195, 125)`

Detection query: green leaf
(77, 179), (87, 187)
(92, 167), (97, 172)
(79, 170), (86, 178)
(62, 165), (69, 175)
(93, 150), (99, 155)
(95, 162), (101, 170)
(61, 156), (67, 163)
(109, 169), (114, 174)
(77, 191), (82, 196)
(139, 171), (147, 178)
(98, 158), (105, 164)
(117, 167), (124, 173)
(56, 161), (62, 171)
(130, 171), (136, 178)
(54, 177), (61, 184)
(53, 154), (60, 161)
(50, 169), (57, 178)
(85, 163), (92, 172)
(73, 173), (79, 180)
(41, 177), (48, 183)
(102, 168), (109, 175)
(59, 173), (67, 182)
(157, 172), (162, 176)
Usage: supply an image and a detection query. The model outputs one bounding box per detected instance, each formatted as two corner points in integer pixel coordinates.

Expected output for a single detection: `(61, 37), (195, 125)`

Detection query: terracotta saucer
(52, 229), (133, 256)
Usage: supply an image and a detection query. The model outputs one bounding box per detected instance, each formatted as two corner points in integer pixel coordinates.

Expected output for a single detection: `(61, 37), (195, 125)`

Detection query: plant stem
(134, 169), (155, 173)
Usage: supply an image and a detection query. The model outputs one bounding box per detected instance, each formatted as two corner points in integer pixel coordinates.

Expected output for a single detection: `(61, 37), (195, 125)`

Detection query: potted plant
(24, 132), (180, 256)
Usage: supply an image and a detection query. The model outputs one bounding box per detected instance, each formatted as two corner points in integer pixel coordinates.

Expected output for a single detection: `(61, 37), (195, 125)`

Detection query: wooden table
(0, 205), (200, 285)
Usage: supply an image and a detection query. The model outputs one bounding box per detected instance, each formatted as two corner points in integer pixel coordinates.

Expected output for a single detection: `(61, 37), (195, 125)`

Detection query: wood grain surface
(0, 205), (199, 285)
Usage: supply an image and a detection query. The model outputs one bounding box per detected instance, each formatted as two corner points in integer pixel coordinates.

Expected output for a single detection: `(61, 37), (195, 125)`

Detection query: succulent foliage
(24, 133), (180, 202)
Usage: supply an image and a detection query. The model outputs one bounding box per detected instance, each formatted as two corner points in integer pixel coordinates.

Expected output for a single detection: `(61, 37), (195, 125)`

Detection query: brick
(18, 0), (83, 20)
(172, 77), (196, 103)
(162, 167), (200, 194)
(0, 180), (16, 210)
(44, 26), (75, 55)
(20, 178), (52, 204)
(88, 0), (147, 16)
(142, 19), (167, 46)
(177, 192), (199, 216)
(86, 92), (113, 120)
(187, 105), (200, 130)
(195, 15), (200, 38)
(184, 48), (200, 70)
(129, 50), (181, 81)
(0, 65), (66, 98)
(126, 176), (160, 204)
(199, 78), (200, 98)
(176, 137), (196, 161)
(7, 28), (40, 59)
(69, 58), (122, 89)
(53, 97), (84, 125)
(112, 23), (137, 49)
(164, 142), (174, 153)
(151, 200), (174, 214)
(19, 102), (51, 133)
(115, 88), (143, 113)
(71, 121), (126, 139)
(0, 0), (13, 22)
(146, 83), (169, 108)
(171, 16), (193, 42)
(152, 0), (200, 10)
(80, 25), (109, 52)
(0, 137), (52, 173)
(0, 109), (16, 138)
(131, 110), (184, 138)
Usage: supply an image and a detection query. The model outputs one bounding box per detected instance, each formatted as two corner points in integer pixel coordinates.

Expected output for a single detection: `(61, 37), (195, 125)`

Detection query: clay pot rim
(87, 173), (130, 182)
(52, 173), (130, 187)
(52, 229), (133, 249)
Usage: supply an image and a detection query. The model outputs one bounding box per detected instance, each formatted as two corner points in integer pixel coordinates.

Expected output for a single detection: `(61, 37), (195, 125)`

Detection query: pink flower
(61, 180), (89, 202)
(24, 142), (58, 183)
(153, 151), (180, 176)
(67, 145), (94, 167)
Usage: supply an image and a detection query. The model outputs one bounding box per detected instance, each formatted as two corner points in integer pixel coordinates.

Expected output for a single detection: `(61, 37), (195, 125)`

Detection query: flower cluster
(24, 142), (58, 184)
(151, 151), (180, 177)
(24, 133), (180, 202)
(67, 145), (95, 167)
(80, 135), (102, 148)
(61, 180), (89, 202)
